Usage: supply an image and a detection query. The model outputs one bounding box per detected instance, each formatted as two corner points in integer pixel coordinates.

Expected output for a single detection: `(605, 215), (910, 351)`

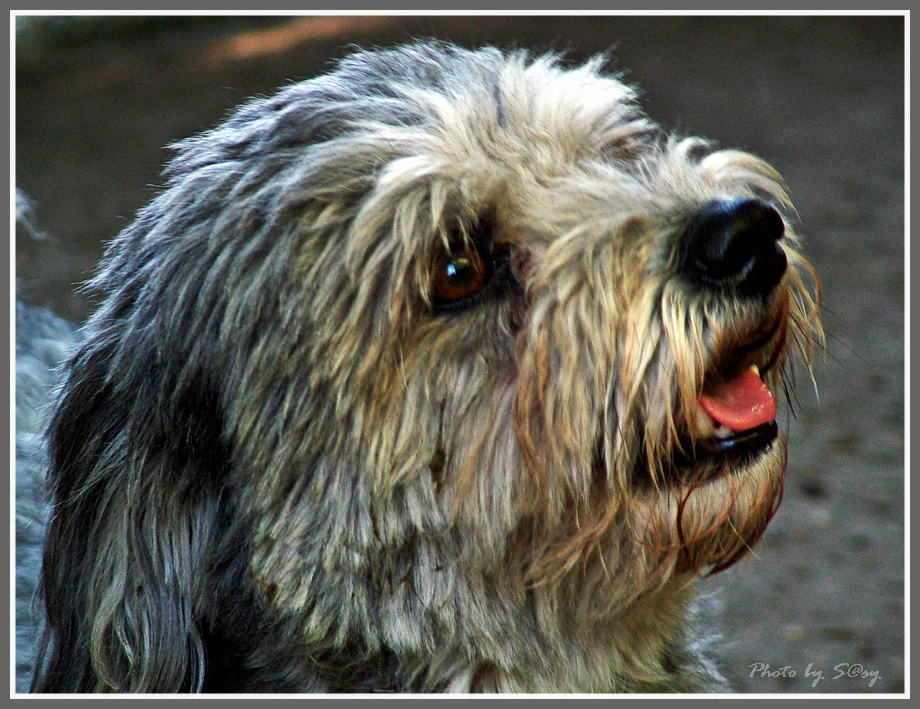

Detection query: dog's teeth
(749, 364), (761, 377)
(713, 424), (735, 439)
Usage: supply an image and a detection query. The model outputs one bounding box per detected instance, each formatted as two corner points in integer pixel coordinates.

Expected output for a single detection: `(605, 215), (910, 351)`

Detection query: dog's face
(40, 43), (822, 692)
(227, 47), (820, 616)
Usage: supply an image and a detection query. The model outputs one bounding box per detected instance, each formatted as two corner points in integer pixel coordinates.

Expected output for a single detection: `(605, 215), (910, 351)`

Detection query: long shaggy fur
(26, 42), (822, 693)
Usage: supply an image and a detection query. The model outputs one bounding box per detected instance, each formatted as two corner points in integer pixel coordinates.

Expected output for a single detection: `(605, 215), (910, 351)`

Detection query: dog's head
(37, 43), (822, 692)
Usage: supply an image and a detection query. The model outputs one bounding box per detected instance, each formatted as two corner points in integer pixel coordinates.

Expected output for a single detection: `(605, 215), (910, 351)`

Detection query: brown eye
(432, 248), (488, 306)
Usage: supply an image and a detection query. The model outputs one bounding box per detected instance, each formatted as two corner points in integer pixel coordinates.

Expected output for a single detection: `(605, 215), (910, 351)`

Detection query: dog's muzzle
(679, 198), (788, 465)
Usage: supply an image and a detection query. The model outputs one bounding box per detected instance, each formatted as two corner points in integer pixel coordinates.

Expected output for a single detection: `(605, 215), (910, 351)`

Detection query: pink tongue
(698, 368), (777, 431)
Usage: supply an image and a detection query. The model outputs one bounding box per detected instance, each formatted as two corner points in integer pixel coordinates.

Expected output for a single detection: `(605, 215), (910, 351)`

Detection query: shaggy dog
(22, 42), (822, 693)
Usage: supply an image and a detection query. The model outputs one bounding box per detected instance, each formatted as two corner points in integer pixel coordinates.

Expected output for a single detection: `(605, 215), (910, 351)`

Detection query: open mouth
(691, 364), (779, 462)
(605, 327), (789, 488)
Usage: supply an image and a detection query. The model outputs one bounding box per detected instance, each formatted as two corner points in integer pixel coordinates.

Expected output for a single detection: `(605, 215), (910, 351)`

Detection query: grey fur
(21, 43), (821, 693)
(15, 302), (79, 692)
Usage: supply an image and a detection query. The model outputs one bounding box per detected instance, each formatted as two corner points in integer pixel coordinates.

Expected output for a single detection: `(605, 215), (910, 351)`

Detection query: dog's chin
(639, 422), (786, 577)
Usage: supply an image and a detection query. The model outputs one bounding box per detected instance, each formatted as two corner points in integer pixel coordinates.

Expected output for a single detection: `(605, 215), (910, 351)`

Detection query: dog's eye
(432, 248), (488, 307)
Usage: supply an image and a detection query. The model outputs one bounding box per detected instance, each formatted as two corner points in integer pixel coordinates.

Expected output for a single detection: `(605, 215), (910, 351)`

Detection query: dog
(22, 42), (822, 693)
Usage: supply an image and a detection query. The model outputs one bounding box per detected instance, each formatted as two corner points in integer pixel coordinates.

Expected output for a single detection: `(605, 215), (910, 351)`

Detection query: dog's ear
(33, 336), (228, 692)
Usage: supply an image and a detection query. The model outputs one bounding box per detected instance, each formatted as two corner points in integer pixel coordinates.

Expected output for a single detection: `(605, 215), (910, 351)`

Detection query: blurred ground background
(14, 14), (905, 694)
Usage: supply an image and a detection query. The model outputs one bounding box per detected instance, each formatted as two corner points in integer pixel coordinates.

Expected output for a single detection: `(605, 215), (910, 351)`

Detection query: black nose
(680, 198), (788, 297)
